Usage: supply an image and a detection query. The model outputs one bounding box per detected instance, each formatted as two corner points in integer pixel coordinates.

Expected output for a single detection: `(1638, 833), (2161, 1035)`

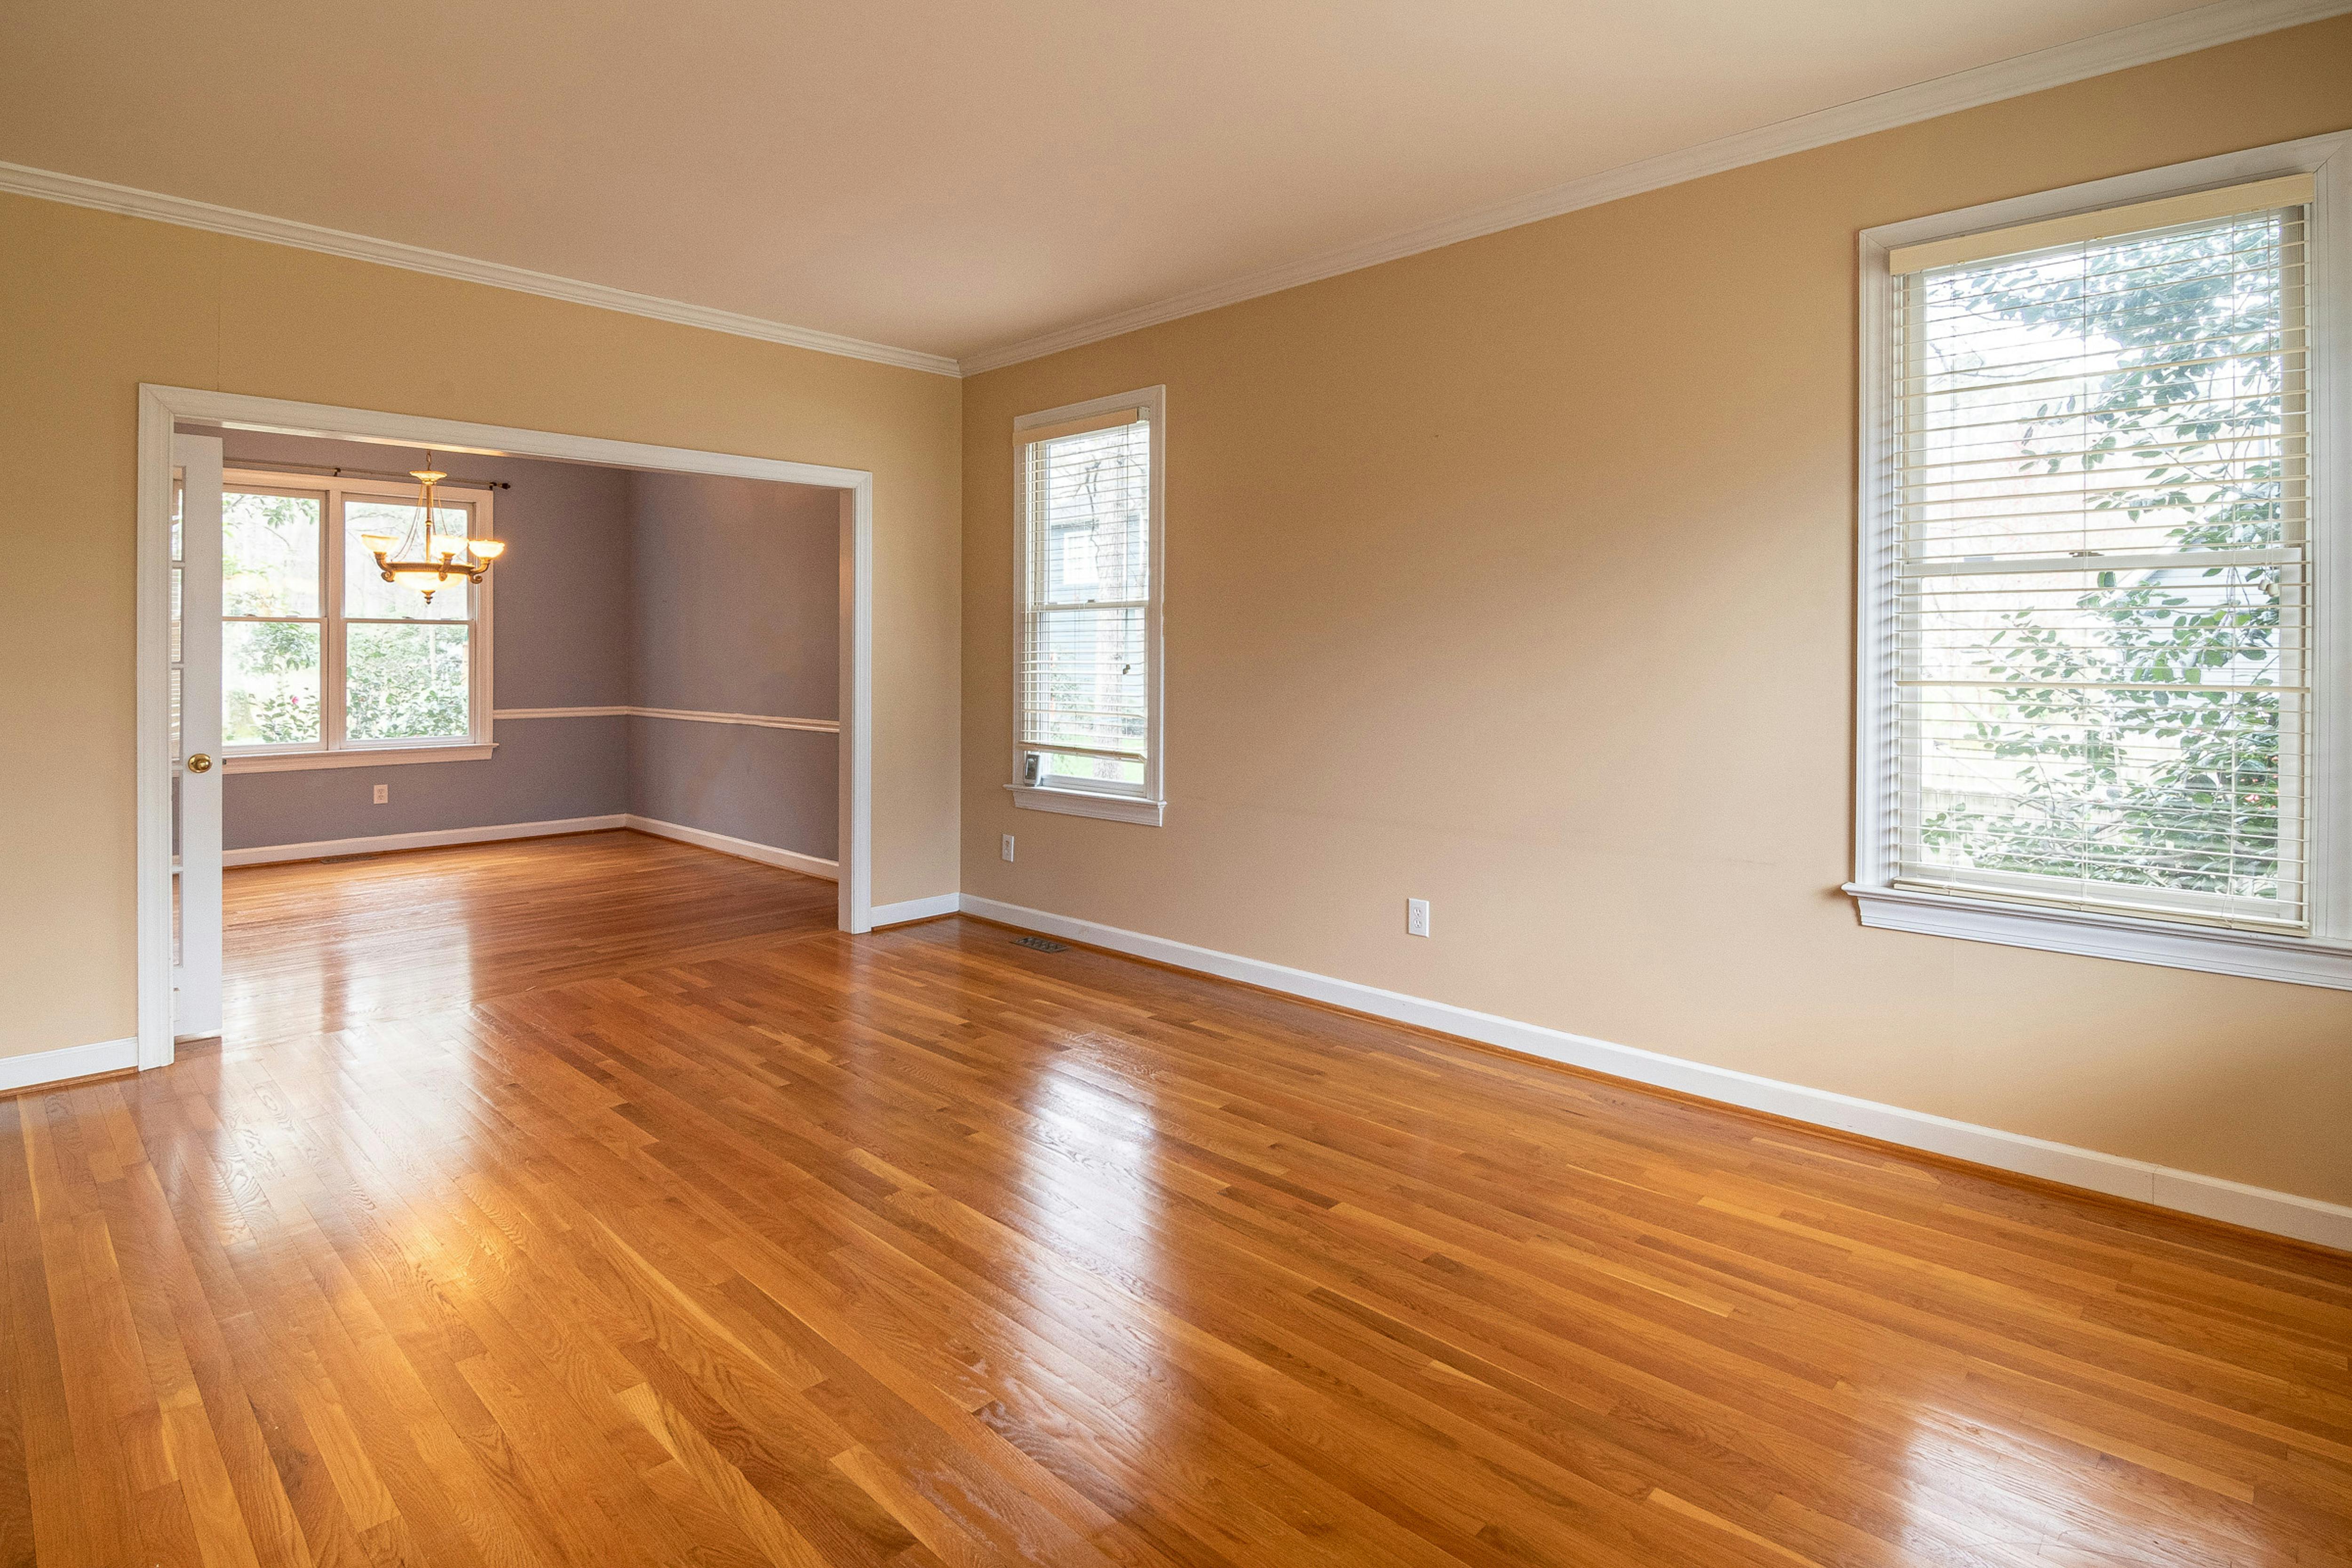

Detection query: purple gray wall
(210, 432), (632, 850)
(200, 430), (838, 860)
(627, 471), (839, 862)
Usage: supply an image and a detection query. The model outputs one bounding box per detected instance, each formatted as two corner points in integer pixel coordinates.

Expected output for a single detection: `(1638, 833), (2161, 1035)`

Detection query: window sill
(1008, 784), (1164, 825)
(225, 743), (496, 774)
(1843, 883), (2352, 991)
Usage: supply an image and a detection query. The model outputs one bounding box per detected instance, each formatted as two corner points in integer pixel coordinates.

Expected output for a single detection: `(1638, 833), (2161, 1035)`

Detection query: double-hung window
(221, 468), (495, 772)
(1009, 387), (1166, 824)
(1852, 139), (2352, 987)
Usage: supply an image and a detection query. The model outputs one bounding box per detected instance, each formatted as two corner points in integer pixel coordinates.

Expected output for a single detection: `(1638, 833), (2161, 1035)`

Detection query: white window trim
(1849, 131), (2352, 990)
(1010, 786), (1166, 826)
(1007, 385), (1168, 826)
(225, 744), (496, 774)
(220, 466), (497, 773)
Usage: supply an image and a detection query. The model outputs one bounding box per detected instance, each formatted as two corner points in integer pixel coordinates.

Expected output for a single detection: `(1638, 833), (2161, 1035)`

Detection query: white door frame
(136, 383), (876, 1071)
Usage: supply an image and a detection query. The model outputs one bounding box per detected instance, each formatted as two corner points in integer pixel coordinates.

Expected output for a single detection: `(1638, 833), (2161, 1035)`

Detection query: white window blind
(1017, 399), (1160, 799)
(1886, 187), (2310, 930)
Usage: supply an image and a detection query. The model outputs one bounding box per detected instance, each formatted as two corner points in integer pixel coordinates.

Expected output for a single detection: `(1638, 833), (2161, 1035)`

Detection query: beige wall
(962, 16), (2352, 1208)
(0, 195), (961, 1061)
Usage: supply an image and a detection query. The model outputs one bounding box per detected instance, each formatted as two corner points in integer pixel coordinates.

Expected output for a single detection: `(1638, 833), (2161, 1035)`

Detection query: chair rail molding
(494, 706), (840, 733)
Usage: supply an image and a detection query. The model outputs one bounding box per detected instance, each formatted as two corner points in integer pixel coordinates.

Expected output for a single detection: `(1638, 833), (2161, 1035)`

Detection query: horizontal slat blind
(1889, 201), (2309, 929)
(1019, 413), (1153, 790)
(1886, 173), (2314, 275)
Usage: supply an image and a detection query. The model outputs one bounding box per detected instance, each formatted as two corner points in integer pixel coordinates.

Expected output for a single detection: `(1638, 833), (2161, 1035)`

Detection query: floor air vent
(1013, 936), (1069, 953)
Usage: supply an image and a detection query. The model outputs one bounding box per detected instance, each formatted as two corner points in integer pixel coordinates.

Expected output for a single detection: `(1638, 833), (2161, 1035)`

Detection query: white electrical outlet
(1407, 898), (1430, 937)
(1001, 833), (1016, 862)
(372, 784), (389, 805)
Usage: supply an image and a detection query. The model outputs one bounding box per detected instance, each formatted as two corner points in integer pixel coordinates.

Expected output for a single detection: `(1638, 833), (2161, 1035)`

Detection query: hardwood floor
(218, 830), (839, 1046)
(4, 831), (2346, 1566)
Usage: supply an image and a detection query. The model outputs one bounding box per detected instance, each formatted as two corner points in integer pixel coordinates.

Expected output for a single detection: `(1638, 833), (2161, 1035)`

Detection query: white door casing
(136, 385), (877, 1071)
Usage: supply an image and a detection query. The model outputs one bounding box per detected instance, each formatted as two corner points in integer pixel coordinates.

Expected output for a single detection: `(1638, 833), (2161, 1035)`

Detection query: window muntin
(1015, 394), (1163, 803)
(1889, 201), (2309, 930)
(221, 470), (490, 759)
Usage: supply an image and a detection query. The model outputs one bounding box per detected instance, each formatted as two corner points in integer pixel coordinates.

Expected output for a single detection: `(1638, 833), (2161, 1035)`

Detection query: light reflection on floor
(158, 836), (2347, 1568)
(225, 870), (482, 1043)
(219, 831), (834, 1049)
(1018, 1045), (1165, 1294)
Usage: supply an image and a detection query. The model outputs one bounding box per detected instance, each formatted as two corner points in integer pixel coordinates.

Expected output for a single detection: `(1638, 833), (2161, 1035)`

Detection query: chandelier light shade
(359, 458), (507, 603)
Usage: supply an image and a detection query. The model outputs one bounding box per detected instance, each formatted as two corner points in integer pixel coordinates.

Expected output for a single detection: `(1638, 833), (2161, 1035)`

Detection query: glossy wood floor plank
(0, 830), (2344, 1566)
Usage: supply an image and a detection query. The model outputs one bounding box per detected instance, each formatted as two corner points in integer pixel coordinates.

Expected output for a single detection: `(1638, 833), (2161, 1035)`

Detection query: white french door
(172, 433), (224, 1040)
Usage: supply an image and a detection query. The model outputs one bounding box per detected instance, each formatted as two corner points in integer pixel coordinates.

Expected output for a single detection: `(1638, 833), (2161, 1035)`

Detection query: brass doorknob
(186, 753), (214, 773)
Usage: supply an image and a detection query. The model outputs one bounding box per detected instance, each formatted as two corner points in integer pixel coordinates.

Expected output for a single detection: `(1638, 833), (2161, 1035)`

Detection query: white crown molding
(957, 895), (2352, 1253)
(8, 0), (2341, 382)
(0, 161), (961, 379)
(956, 0), (2352, 375)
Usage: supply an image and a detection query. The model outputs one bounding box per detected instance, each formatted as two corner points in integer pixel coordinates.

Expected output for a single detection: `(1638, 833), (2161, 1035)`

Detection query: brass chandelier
(358, 457), (507, 603)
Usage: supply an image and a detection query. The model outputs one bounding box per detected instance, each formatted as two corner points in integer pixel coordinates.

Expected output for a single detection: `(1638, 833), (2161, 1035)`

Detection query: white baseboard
(0, 1035), (139, 1093)
(958, 895), (2352, 1254)
(224, 815), (628, 867)
(623, 816), (838, 880)
(870, 892), (961, 926)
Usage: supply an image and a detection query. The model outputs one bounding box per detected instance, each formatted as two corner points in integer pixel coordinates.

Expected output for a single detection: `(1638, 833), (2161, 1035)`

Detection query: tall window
(222, 469), (493, 771)
(1856, 149), (2350, 987)
(1011, 387), (1166, 824)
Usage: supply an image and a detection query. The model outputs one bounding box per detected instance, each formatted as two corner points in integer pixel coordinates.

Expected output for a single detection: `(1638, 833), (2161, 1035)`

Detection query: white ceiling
(0, 0), (2268, 366)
